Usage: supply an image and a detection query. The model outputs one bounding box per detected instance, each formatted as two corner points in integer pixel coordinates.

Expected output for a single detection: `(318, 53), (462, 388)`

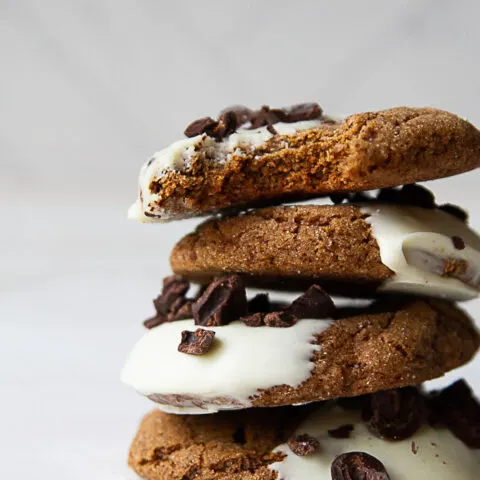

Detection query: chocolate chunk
(331, 452), (390, 480)
(143, 314), (167, 329)
(287, 285), (336, 319)
(178, 328), (216, 355)
(282, 102), (323, 122)
(428, 380), (480, 448)
(376, 188), (403, 204)
(328, 424), (354, 439)
(439, 203), (468, 222)
(451, 236), (466, 250)
(249, 105), (282, 129)
(400, 184), (436, 209)
(214, 110), (238, 140)
(264, 311), (296, 328)
(240, 312), (265, 327)
(184, 117), (218, 138)
(154, 276), (190, 316)
(219, 105), (252, 127)
(248, 294), (271, 314)
(287, 433), (320, 456)
(363, 387), (424, 441)
(411, 441), (418, 454)
(169, 299), (193, 321)
(192, 275), (247, 326)
(330, 194), (349, 204)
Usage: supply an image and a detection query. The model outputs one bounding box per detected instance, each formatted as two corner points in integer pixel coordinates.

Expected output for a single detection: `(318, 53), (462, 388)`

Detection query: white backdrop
(1, 1), (479, 478)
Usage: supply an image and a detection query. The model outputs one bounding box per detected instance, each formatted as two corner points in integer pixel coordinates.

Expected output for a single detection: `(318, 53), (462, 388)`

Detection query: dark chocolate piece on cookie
(331, 452), (390, 480)
(154, 275), (190, 315)
(178, 328), (216, 355)
(428, 380), (480, 448)
(248, 293), (271, 314)
(192, 275), (247, 326)
(439, 203), (469, 222)
(144, 275), (191, 328)
(287, 284), (336, 319)
(452, 235), (466, 250)
(184, 117), (218, 138)
(288, 433), (321, 456)
(363, 387), (424, 441)
(328, 424), (354, 439)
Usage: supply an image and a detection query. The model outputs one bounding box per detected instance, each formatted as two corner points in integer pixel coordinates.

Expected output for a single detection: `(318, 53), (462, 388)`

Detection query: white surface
(362, 204), (480, 300)
(1, 1), (480, 478)
(270, 405), (479, 479)
(121, 317), (331, 413)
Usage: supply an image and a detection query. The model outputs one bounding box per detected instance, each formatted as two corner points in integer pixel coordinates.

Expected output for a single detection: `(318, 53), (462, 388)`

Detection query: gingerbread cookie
(171, 202), (480, 301)
(121, 289), (478, 413)
(128, 382), (480, 480)
(128, 105), (480, 222)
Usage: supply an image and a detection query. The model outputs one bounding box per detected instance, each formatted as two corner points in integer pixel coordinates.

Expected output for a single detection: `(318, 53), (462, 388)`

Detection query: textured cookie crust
(171, 204), (392, 288)
(143, 107), (480, 219)
(128, 406), (306, 480)
(250, 298), (478, 408)
(141, 298), (478, 410)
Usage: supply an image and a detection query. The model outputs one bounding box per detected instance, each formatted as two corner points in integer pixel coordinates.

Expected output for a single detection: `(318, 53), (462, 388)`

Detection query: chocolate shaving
(192, 275), (247, 326)
(451, 236), (466, 250)
(178, 328), (216, 355)
(264, 310), (296, 328)
(183, 102), (323, 141)
(428, 380), (480, 448)
(331, 452), (390, 480)
(154, 276), (190, 315)
(184, 117), (218, 138)
(363, 387), (424, 441)
(219, 105), (253, 126)
(287, 433), (320, 456)
(287, 284), (336, 319)
(282, 102), (323, 122)
(411, 441), (418, 454)
(144, 275), (191, 329)
(328, 424), (354, 439)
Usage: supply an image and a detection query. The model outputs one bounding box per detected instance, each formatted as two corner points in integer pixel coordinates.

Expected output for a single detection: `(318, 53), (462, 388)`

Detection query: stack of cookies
(122, 104), (480, 479)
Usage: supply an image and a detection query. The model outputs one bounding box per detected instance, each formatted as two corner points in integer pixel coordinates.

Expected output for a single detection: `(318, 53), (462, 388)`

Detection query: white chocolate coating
(129, 119), (328, 222)
(361, 204), (480, 301)
(121, 318), (332, 414)
(270, 405), (480, 479)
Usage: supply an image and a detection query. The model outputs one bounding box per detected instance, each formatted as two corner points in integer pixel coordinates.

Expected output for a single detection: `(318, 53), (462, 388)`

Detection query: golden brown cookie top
(128, 105), (480, 222)
(171, 201), (480, 301)
(121, 284), (479, 413)
(129, 382), (480, 480)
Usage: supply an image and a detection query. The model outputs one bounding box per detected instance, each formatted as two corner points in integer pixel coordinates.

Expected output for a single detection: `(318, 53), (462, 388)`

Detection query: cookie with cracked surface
(128, 406), (305, 480)
(171, 204), (480, 301)
(128, 386), (480, 480)
(121, 297), (478, 413)
(129, 107), (480, 222)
